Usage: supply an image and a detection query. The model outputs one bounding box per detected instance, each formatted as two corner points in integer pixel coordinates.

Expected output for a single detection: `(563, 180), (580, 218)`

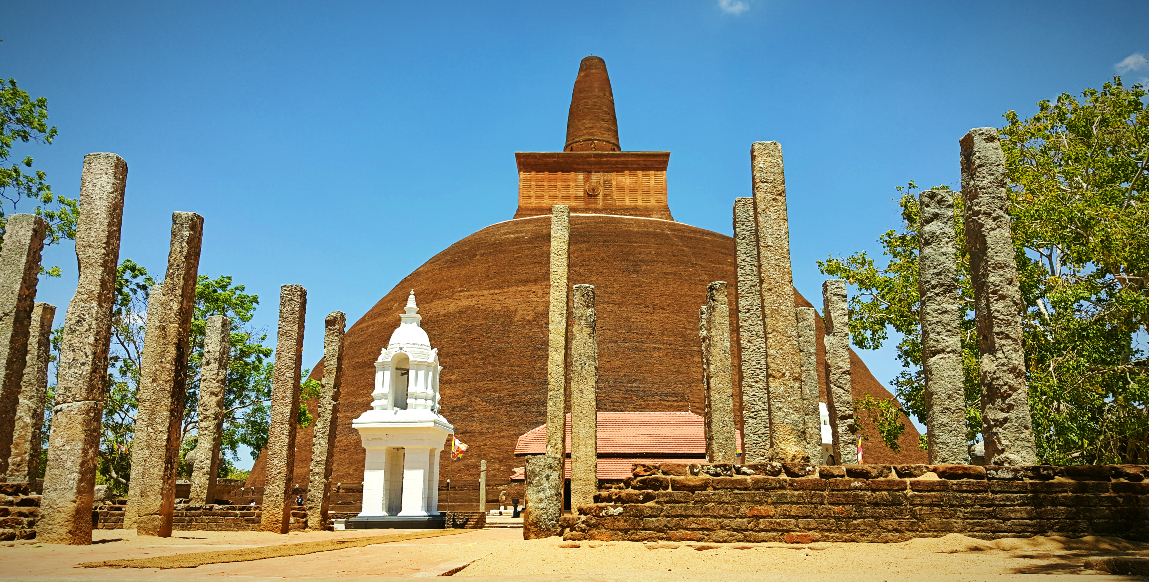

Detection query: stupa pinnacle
(564, 56), (621, 152)
(514, 56), (673, 221)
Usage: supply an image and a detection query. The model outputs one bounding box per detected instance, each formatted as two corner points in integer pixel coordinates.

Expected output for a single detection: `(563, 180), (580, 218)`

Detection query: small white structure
(352, 291), (453, 521)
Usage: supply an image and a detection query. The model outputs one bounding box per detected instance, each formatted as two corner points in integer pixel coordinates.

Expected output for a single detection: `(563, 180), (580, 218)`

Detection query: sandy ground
(1, 529), (1146, 582)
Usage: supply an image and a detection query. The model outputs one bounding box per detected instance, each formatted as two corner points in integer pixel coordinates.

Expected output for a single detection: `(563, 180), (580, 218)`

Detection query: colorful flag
(857, 441), (864, 464)
(451, 436), (468, 460)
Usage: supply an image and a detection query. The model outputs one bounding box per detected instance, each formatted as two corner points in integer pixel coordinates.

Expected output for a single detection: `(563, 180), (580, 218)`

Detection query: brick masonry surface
(0, 482), (39, 541)
(444, 511), (487, 529)
(95, 500), (307, 531)
(559, 463), (1149, 543)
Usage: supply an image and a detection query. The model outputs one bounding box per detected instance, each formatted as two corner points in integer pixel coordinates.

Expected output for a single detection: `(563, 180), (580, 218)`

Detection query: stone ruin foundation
(560, 462), (1149, 543)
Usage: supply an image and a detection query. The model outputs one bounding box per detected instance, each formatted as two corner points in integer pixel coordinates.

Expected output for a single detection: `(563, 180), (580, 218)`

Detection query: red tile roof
(511, 412), (742, 480)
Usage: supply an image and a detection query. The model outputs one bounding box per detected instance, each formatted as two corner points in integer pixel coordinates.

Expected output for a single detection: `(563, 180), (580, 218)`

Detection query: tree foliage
(0, 77), (76, 274)
(820, 77), (1149, 464)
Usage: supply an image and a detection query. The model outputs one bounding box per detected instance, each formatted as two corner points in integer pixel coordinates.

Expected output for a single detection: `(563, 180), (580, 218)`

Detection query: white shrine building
(349, 291), (454, 528)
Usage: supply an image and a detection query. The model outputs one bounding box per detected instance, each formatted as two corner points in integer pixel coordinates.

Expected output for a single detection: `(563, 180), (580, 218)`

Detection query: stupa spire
(564, 56), (621, 152)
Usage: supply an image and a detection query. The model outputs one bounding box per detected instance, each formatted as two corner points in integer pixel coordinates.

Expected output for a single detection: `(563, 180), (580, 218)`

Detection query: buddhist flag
(452, 436), (469, 461)
(857, 441), (864, 464)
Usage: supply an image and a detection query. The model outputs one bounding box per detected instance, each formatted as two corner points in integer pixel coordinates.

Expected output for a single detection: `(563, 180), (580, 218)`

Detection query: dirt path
(2, 529), (1145, 582)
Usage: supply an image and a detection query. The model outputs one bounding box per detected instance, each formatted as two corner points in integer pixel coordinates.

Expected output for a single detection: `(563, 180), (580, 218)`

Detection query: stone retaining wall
(444, 511), (487, 529)
(95, 500), (308, 531)
(560, 463), (1149, 543)
(0, 483), (39, 541)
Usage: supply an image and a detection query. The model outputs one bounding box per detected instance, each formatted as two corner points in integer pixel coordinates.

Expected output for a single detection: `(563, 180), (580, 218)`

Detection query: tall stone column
(822, 279), (857, 464)
(569, 284), (598, 511)
(751, 141), (807, 462)
(919, 188), (968, 464)
(0, 214), (48, 478)
(795, 307), (823, 465)
(960, 128), (1037, 466)
(306, 310), (345, 530)
(261, 284), (307, 533)
(545, 205), (570, 460)
(698, 306), (711, 448)
(189, 315), (231, 505)
(39, 153), (128, 545)
(121, 282), (163, 527)
(733, 198), (771, 464)
(124, 212), (203, 536)
(522, 455), (561, 539)
(7, 302), (55, 483)
(478, 459), (487, 514)
(703, 282), (737, 464)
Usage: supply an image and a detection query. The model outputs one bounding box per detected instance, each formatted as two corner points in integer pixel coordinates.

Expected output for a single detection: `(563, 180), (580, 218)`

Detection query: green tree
(93, 260), (318, 493)
(0, 76), (77, 274)
(820, 77), (1149, 465)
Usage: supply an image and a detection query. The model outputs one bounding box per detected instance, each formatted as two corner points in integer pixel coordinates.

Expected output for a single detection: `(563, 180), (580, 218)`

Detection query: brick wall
(94, 500), (308, 531)
(444, 511), (487, 529)
(0, 483), (38, 541)
(560, 463), (1149, 543)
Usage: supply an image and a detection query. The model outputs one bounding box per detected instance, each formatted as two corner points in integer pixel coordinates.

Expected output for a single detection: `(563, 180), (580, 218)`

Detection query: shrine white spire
(387, 290), (429, 351)
(352, 288), (454, 525)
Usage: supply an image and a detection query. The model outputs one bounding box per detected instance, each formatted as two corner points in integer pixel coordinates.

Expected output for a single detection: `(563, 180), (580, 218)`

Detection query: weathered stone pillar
(569, 284), (598, 511)
(822, 279), (857, 464)
(919, 188), (968, 464)
(189, 314), (231, 505)
(7, 302), (55, 483)
(306, 310), (345, 530)
(733, 198), (771, 464)
(545, 205), (570, 461)
(795, 307), (823, 465)
(698, 305), (712, 447)
(751, 141), (807, 462)
(478, 460), (487, 514)
(125, 212), (204, 536)
(703, 282), (737, 464)
(960, 128), (1037, 466)
(522, 455), (561, 539)
(261, 284), (307, 533)
(121, 282), (163, 528)
(39, 153), (128, 545)
(0, 214), (48, 478)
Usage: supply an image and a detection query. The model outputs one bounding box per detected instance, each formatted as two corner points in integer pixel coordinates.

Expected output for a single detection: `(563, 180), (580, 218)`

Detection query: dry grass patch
(82, 529), (469, 569)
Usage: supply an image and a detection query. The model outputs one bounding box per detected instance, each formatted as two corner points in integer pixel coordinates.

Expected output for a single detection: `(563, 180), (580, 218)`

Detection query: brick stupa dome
(246, 58), (925, 504)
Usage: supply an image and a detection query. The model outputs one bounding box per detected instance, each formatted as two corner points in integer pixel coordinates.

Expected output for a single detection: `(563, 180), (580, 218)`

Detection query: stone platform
(561, 462), (1149, 543)
(0, 483), (39, 541)
(346, 515), (446, 529)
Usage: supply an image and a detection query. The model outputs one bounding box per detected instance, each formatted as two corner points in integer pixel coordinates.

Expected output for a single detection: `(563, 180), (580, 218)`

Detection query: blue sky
(5, 1), (1148, 466)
